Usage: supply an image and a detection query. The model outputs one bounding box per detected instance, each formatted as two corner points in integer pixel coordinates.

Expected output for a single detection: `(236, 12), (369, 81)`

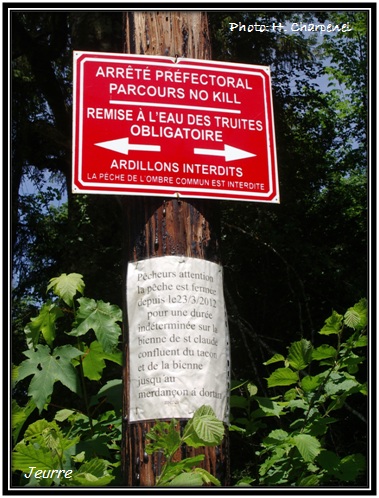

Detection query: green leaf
(317, 451), (365, 482)
(54, 409), (76, 422)
(69, 298), (122, 353)
(247, 382), (258, 396)
(24, 302), (63, 348)
(301, 375), (322, 392)
(145, 419), (181, 457)
(324, 372), (359, 396)
(68, 458), (115, 486)
(283, 388), (298, 401)
(24, 419), (78, 452)
(47, 273), (85, 307)
(16, 345), (83, 412)
(228, 424), (246, 433)
(12, 399), (37, 443)
(286, 399), (307, 411)
(287, 339), (313, 370)
(254, 397), (285, 417)
(292, 434), (321, 462)
(341, 352), (365, 373)
(90, 379), (123, 412)
(336, 453), (366, 482)
(312, 344), (337, 360)
(344, 299), (367, 331)
(262, 429), (289, 446)
(192, 413), (224, 445)
(353, 334), (368, 348)
(297, 473), (320, 486)
(161, 464), (221, 487)
(263, 353), (285, 365)
(157, 456), (205, 485)
(259, 445), (287, 477)
(343, 310), (361, 330)
(166, 471), (204, 487)
(24, 418), (53, 439)
(80, 341), (122, 380)
(266, 367), (298, 387)
(193, 467), (221, 486)
(72, 451), (86, 463)
(235, 476), (254, 486)
(319, 310), (343, 335)
(12, 440), (60, 473)
(13, 419), (79, 476)
(183, 405), (224, 447)
(305, 416), (337, 437)
(317, 449), (341, 473)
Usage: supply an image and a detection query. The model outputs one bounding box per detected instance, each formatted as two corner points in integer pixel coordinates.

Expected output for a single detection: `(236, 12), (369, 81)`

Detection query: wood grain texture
(121, 12), (229, 487)
(125, 11), (211, 59)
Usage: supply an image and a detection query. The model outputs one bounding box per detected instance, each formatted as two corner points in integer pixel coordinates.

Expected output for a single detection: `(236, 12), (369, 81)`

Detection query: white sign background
(127, 256), (230, 422)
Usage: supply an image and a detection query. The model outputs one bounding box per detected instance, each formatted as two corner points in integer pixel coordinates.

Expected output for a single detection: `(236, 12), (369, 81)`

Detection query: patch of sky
(281, 17), (343, 94)
(20, 167), (67, 209)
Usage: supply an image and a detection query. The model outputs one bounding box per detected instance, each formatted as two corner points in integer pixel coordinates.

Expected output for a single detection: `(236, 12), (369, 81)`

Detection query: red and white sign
(72, 51), (279, 202)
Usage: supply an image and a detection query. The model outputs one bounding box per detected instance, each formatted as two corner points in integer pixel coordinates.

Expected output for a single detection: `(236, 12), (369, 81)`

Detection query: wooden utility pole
(121, 12), (229, 486)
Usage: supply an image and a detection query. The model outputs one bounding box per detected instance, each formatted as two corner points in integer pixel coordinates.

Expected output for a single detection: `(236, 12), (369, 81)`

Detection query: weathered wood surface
(124, 11), (211, 59)
(121, 12), (229, 487)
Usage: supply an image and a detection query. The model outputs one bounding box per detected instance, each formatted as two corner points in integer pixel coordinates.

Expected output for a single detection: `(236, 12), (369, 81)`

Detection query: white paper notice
(127, 256), (230, 423)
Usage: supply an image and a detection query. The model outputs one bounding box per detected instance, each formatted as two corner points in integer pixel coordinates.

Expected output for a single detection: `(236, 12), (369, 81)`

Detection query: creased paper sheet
(127, 256), (230, 423)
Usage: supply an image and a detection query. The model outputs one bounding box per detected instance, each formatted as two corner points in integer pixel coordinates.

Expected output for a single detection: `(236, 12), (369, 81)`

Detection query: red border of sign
(72, 52), (279, 203)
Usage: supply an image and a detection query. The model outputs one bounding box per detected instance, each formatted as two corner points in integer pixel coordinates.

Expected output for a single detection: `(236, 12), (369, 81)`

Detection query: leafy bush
(230, 299), (367, 486)
(145, 405), (224, 486)
(12, 273), (367, 487)
(11, 273), (224, 488)
(12, 273), (123, 486)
